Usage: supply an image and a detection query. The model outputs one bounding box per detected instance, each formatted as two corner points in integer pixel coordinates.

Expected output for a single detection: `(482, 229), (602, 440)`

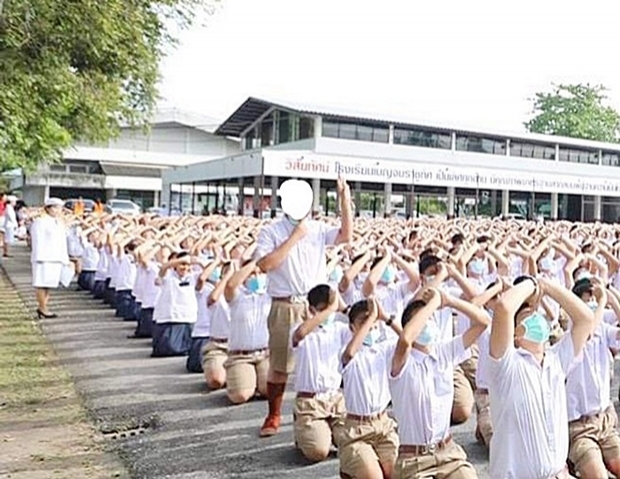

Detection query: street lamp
(475, 173), (480, 219)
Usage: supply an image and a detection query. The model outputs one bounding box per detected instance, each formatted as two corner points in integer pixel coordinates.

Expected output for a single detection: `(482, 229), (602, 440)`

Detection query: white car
(105, 199), (141, 216)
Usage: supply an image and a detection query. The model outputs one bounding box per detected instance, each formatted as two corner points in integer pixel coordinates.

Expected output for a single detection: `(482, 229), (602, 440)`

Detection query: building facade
(162, 97), (620, 222)
(10, 109), (240, 209)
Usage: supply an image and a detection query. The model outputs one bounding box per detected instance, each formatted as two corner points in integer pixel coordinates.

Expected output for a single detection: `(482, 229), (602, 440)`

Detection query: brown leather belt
(229, 348), (268, 356)
(210, 337), (228, 344)
(346, 410), (386, 422)
(296, 391), (317, 398)
(272, 296), (306, 304)
(477, 388), (489, 394)
(399, 434), (453, 456)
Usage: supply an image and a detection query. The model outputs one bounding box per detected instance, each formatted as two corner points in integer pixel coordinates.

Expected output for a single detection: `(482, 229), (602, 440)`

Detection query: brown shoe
(259, 414), (281, 437)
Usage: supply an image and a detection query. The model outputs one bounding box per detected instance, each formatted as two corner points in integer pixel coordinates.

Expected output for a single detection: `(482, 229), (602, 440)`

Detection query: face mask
(469, 259), (485, 275)
(329, 265), (344, 283)
(416, 320), (441, 346)
(321, 312), (336, 328)
(363, 328), (381, 347)
(576, 270), (591, 281)
(539, 257), (554, 271)
(208, 267), (222, 283)
(246, 274), (267, 294)
(381, 265), (396, 284)
(587, 300), (598, 311)
(424, 274), (436, 285)
(286, 214), (300, 226)
(520, 312), (551, 344)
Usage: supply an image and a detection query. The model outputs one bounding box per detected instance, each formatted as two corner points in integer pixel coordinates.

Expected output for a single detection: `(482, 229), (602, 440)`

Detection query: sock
(266, 382), (285, 417)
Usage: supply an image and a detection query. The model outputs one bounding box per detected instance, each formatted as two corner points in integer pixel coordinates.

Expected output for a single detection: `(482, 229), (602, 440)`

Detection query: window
(559, 148), (599, 164)
(393, 128), (451, 149)
(322, 120), (389, 143)
(510, 141), (556, 160)
(455, 135), (506, 155)
(260, 117), (274, 147)
(602, 151), (620, 167)
(49, 163), (67, 172)
(299, 117), (314, 139)
(277, 111), (290, 144)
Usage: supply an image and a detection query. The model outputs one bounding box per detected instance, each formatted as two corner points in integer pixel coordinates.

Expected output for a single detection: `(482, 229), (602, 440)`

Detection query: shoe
(259, 415), (281, 437)
(36, 309), (58, 319)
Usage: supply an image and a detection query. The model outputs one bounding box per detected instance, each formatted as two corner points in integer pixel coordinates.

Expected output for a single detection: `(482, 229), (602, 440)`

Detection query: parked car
(105, 199), (141, 216)
(64, 198), (96, 212)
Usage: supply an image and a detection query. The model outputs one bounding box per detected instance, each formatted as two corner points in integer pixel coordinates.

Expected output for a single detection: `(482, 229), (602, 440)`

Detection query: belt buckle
(425, 442), (437, 454)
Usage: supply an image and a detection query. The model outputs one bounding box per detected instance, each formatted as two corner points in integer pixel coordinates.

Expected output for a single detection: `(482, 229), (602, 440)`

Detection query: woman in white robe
(30, 198), (69, 318)
(3, 196), (18, 257)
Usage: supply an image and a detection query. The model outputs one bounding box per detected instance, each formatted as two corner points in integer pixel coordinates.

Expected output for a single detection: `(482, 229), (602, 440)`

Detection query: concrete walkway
(0, 244), (496, 478)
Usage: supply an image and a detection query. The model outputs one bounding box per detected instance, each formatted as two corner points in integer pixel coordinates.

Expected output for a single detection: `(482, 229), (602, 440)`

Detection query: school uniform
(30, 214), (69, 288)
(3, 203), (17, 245)
(104, 251), (118, 307)
(186, 281), (215, 373)
(224, 288), (271, 396)
(201, 297), (231, 374)
(488, 334), (576, 479)
(291, 320), (351, 460)
(389, 336), (477, 479)
(115, 255), (137, 320)
(566, 322), (620, 473)
(93, 248), (108, 299)
(338, 339), (399, 478)
(134, 262), (160, 338)
(473, 326), (493, 447)
(78, 241), (99, 292)
(151, 270), (198, 357)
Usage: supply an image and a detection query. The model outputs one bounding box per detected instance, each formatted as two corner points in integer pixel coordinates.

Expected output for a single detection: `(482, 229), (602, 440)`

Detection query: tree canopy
(0, 0), (213, 172)
(525, 83), (620, 143)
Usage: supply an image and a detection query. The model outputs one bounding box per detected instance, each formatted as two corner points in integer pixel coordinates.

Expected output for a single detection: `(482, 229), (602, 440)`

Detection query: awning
(99, 163), (163, 178)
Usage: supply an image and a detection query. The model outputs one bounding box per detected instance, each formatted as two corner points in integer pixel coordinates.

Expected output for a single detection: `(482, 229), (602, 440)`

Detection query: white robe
(30, 215), (69, 288)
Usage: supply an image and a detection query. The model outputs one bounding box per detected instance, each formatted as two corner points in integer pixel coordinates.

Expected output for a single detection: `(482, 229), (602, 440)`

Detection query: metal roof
(214, 96), (620, 152)
(99, 163), (163, 178)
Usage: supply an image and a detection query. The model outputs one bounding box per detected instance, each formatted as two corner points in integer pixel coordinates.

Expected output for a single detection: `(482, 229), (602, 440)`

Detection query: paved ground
(9, 242), (618, 478)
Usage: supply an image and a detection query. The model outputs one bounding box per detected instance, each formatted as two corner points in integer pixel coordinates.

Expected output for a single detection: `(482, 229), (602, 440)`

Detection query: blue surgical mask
(286, 214), (300, 226)
(329, 265), (344, 283)
(381, 265), (396, 284)
(539, 256), (554, 271)
(521, 312), (551, 344)
(424, 274), (436, 284)
(208, 267), (222, 283)
(416, 320), (440, 346)
(587, 300), (598, 311)
(469, 259), (485, 275)
(576, 270), (592, 281)
(363, 328), (381, 346)
(321, 312), (336, 328)
(246, 274), (267, 294)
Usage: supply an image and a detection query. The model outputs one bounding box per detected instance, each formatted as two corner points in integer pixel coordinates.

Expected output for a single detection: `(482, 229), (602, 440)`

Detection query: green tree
(525, 83), (620, 142)
(0, 0), (215, 171)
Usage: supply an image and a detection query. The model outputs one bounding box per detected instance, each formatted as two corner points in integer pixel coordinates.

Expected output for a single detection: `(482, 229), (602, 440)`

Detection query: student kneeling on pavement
(339, 297), (401, 479)
(290, 284), (350, 462)
(222, 259), (271, 404)
(389, 287), (489, 479)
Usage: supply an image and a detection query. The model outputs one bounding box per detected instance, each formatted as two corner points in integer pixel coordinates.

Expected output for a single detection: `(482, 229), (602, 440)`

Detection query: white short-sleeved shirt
(192, 282), (215, 338)
(292, 321), (351, 393)
(367, 281), (411, 320)
(566, 322), (620, 421)
(81, 242), (100, 272)
(341, 275), (367, 306)
(389, 336), (470, 445)
(341, 339), (396, 416)
(228, 289), (271, 351)
(488, 334), (576, 479)
(153, 271), (198, 324)
(254, 218), (339, 297)
(209, 297), (231, 340)
(115, 255), (137, 291)
(94, 248), (109, 281)
(140, 262), (161, 309)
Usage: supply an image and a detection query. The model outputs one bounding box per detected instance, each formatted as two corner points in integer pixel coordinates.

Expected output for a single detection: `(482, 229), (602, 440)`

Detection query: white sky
(159, 0), (620, 134)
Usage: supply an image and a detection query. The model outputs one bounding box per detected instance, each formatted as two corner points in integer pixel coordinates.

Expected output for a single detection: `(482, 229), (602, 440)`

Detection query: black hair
(125, 241), (137, 252)
(176, 251), (190, 260)
(419, 254), (441, 276)
(348, 300), (370, 324)
(307, 284), (332, 310)
(351, 253), (366, 265)
(451, 233), (465, 245)
(476, 235), (490, 244)
(401, 299), (427, 328)
(419, 248), (435, 261)
(408, 230), (418, 241)
(580, 243), (593, 253)
(370, 256), (384, 270)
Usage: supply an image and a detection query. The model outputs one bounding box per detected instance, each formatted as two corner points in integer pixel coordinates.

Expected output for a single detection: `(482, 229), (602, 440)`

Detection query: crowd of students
(18, 180), (620, 479)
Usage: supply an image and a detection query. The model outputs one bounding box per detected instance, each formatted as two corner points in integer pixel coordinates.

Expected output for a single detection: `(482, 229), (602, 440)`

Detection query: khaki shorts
(224, 349), (269, 394)
(294, 391), (346, 457)
(268, 299), (307, 374)
(201, 340), (228, 372)
(339, 413), (399, 478)
(453, 365), (474, 413)
(474, 389), (492, 447)
(459, 344), (478, 390)
(569, 405), (620, 472)
(394, 440), (477, 479)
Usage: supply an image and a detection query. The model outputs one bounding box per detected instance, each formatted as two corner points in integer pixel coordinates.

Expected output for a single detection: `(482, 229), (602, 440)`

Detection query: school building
(160, 97), (620, 222)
